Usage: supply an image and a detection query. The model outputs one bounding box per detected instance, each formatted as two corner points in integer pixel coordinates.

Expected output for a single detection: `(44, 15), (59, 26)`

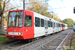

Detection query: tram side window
(51, 22), (52, 27)
(48, 21), (50, 27)
(50, 21), (51, 27)
(35, 17), (40, 27)
(63, 25), (65, 27)
(54, 22), (55, 27)
(55, 23), (56, 27)
(41, 19), (44, 27)
(59, 24), (61, 27)
(24, 15), (32, 27)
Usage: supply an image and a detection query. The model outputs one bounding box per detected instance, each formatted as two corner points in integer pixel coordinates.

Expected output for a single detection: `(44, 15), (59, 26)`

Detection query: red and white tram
(6, 9), (68, 40)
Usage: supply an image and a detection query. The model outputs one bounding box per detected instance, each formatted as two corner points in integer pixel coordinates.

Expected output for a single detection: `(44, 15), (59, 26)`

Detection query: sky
(11, 0), (75, 21)
(48, 0), (75, 21)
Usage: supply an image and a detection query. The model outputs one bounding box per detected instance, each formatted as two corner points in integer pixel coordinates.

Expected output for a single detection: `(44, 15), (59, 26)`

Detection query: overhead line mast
(23, 0), (25, 9)
(23, 0), (50, 9)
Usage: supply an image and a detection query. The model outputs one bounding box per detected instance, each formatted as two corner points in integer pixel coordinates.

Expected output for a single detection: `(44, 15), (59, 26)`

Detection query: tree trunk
(0, 14), (4, 30)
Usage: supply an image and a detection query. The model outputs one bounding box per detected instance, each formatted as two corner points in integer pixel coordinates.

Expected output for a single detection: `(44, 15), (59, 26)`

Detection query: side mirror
(73, 7), (75, 13)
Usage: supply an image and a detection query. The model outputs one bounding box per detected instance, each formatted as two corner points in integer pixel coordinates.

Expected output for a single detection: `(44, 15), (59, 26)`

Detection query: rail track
(1, 29), (73, 50)
(0, 40), (21, 50)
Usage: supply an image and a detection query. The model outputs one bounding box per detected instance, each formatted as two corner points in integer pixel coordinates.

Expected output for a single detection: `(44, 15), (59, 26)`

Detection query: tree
(0, 0), (20, 29)
(54, 15), (62, 22)
(62, 18), (74, 27)
(26, 0), (51, 18)
(0, 19), (1, 24)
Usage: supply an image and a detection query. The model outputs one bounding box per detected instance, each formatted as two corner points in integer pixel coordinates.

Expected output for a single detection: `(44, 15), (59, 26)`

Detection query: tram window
(59, 24), (60, 27)
(50, 22), (52, 27)
(55, 23), (56, 27)
(64, 25), (65, 27)
(50, 21), (51, 27)
(57, 23), (58, 27)
(51, 22), (52, 27)
(48, 21), (50, 27)
(35, 17), (40, 27)
(41, 19), (44, 27)
(54, 22), (55, 27)
(24, 15), (32, 27)
(54, 23), (56, 27)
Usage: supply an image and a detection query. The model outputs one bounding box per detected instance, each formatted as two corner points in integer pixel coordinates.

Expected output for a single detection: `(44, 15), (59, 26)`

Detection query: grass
(71, 33), (75, 50)
(0, 35), (13, 43)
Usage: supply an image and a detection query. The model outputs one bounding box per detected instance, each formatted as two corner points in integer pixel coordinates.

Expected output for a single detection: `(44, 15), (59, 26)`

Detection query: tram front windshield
(8, 11), (23, 27)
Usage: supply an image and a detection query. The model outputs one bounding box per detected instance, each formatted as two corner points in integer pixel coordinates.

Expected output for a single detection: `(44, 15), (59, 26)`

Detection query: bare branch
(5, 0), (10, 4)
(4, 6), (21, 12)
(3, 0), (6, 13)
(7, 0), (10, 3)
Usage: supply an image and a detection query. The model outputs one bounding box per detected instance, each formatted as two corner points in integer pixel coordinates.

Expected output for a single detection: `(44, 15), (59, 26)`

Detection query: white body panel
(52, 20), (57, 33)
(60, 22), (62, 31)
(34, 12), (53, 37)
(64, 24), (68, 30)
(33, 12), (68, 38)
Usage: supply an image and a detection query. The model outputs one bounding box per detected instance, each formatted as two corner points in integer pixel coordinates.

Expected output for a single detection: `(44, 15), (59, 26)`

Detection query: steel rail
(1, 41), (21, 50)
(34, 30), (71, 50)
(34, 34), (63, 50)
(55, 31), (71, 50)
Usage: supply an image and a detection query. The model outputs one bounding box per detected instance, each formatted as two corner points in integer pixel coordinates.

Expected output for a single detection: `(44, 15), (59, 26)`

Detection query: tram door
(44, 20), (48, 35)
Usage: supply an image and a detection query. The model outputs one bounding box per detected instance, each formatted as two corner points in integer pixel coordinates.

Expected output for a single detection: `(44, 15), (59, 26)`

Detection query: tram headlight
(19, 32), (22, 35)
(7, 32), (22, 35)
